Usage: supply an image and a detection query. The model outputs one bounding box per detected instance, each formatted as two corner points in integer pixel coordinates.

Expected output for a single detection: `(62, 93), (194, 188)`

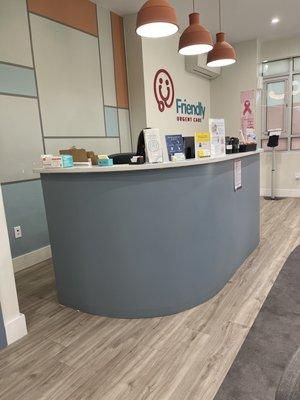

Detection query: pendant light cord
(219, 0), (222, 31)
(193, 0), (195, 13)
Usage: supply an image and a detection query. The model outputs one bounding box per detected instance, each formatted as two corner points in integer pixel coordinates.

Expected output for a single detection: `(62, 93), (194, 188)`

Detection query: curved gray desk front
(36, 150), (261, 318)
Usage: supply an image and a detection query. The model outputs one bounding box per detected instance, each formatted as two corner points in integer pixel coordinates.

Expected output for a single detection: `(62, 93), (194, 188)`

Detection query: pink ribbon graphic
(243, 100), (252, 115)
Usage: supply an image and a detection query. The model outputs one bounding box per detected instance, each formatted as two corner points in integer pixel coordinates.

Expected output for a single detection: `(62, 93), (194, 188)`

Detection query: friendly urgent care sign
(153, 68), (206, 123)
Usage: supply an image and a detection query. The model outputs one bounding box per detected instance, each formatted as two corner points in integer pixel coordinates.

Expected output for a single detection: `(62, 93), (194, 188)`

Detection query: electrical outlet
(295, 172), (300, 180)
(14, 226), (22, 239)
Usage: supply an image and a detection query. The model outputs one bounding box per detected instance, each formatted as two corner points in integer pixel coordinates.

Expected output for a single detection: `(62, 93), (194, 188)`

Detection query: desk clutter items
(225, 137), (233, 154)
(171, 152), (186, 162)
(165, 134), (186, 161)
(97, 155), (113, 167)
(41, 154), (73, 168)
(143, 128), (163, 163)
(60, 147), (94, 166)
(225, 134), (257, 154)
(238, 129), (257, 152)
(41, 147), (114, 169)
(130, 155), (144, 164)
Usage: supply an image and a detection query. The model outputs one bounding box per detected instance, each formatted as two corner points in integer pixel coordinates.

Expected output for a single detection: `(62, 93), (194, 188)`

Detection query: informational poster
(144, 128), (164, 163)
(209, 119), (226, 158)
(165, 134), (185, 161)
(195, 132), (211, 158)
(241, 89), (255, 137)
(234, 160), (242, 191)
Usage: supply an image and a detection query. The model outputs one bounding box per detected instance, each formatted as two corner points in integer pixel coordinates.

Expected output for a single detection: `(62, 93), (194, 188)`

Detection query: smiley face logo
(153, 69), (175, 112)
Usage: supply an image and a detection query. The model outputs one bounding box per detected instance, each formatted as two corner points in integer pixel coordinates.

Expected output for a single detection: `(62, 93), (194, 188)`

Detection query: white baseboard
(5, 313), (27, 345)
(13, 245), (52, 273)
(260, 188), (300, 197)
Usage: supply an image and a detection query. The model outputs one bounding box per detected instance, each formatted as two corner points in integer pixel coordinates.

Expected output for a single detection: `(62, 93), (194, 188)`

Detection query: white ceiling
(95, 0), (300, 44)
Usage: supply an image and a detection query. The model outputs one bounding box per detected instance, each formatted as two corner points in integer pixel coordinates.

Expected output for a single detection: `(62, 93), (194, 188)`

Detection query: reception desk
(36, 150), (261, 318)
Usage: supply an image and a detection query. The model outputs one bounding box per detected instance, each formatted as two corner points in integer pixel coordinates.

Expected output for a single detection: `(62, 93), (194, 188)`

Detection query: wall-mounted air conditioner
(185, 54), (221, 80)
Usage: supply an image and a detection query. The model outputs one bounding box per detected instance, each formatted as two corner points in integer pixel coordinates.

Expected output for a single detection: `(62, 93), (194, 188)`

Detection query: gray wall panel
(0, 63), (36, 97)
(2, 180), (49, 258)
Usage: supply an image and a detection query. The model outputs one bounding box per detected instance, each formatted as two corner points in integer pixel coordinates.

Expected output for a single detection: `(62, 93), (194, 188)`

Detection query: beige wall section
(45, 138), (120, 155)
(261, 35), (300, 61)
(261, 152), (300, 196)
(124, 14), (147, 148)
(0, 0), (32, 67)
(210, 40), (259, 137)
(118, 109), (132, 152)
(30, 14), (105, 137)
(98, 6), (117, 107)
(0, 96), (44, 183)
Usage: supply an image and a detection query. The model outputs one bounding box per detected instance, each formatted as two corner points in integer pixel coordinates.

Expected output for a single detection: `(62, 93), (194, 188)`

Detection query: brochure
(209, 118), (226, 158)
(143, 128), (163, 163)
(165, 134), (185, 161)
(195, 132), (211, 158)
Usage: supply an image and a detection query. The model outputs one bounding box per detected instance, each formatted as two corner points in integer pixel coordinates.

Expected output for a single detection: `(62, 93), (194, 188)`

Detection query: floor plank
(0, 198), (299, 400)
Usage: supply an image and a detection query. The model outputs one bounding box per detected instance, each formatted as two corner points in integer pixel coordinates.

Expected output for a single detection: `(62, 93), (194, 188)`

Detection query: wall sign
(154, 68), (206, 123)
(241, 89), (255, 136)
(154, 69), (175, 112)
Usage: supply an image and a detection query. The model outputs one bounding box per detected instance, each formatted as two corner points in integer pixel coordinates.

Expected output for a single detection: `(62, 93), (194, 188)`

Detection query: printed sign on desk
(234, 160), (242, 191)
(144, 128), (163, 163)
(195, 132), (211, 158)
(165, 134), (184, 161)
(209, 119), (226, 158)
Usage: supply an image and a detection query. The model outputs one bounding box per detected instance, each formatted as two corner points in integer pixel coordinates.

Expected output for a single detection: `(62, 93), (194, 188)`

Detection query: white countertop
(34, 149), (262, 174)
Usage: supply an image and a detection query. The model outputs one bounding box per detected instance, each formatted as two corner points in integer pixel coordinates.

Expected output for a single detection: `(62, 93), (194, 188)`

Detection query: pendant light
(207, 0), (236, 67)
(178, 0), (213, 56)
(136, 0), (179, 38)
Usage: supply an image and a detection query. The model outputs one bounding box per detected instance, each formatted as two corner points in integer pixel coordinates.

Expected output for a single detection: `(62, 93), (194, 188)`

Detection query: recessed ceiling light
(271, 17), (280, 24)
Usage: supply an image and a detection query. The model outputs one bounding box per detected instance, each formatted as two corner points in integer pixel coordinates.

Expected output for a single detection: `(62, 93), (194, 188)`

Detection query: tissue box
(98, 158), (113, 167)
(61, 154), (73, 168)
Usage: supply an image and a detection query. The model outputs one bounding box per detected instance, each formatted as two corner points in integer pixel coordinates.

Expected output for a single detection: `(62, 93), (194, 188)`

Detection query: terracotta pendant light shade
(179, 13), (213, 56)
(207, 32), (236, 67)
(136, 0), (179, 38)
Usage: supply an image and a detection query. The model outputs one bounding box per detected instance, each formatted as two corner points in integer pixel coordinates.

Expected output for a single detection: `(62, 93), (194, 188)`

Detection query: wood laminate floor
(1, 198), (299, 400)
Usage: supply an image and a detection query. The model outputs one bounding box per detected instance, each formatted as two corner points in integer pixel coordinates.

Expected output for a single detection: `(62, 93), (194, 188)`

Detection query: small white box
(41, 154), (53, 168)
(50, 156), (63, 168)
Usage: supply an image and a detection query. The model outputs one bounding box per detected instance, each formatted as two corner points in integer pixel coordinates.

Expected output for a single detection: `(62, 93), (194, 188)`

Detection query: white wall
(0, 187), (27, 345)
(261, 35), (300, 61)
(142, 34), (210, 139)
(124, 17), (211, 153)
